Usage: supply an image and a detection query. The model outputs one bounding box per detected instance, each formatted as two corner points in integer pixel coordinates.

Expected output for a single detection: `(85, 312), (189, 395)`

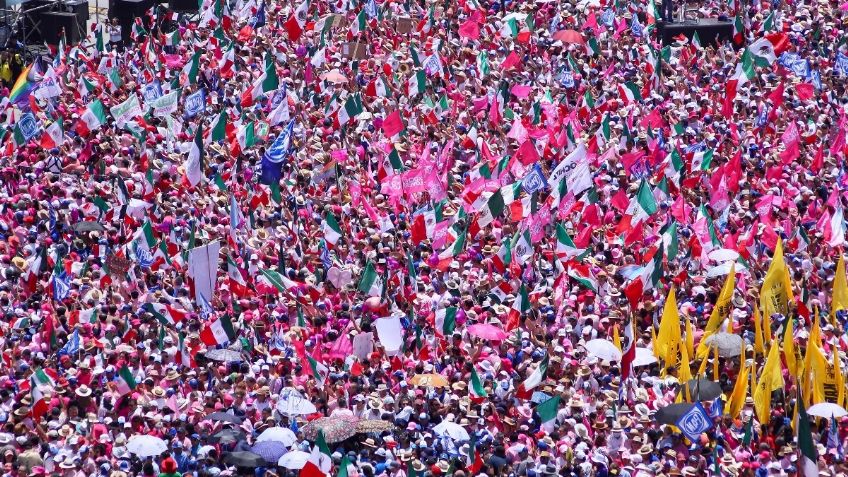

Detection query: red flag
(501, 51), (521, 70)
(382, 110), (404, 137)
(299, 461), (325, 477)
(610, 189), (630, 212)
(410, 214), (427, 244)
(283, 16), (303, 41)
(458, 18), (480, 39)
(811, 143), (824, 174)
(767, 82), (784, 109)
(624, 278), (643, 310)
(517, 140), (540, 165)
(796, 83), (814, 101)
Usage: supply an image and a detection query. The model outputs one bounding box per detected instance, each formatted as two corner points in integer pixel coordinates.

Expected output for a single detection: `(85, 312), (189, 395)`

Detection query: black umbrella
(72, 221), (105, 232)
(224, 451), (266, 467)
(207, 412), (244, 424)
(654, 403), (696, 425)
(678, 378), (722, 401)
(210, 429), (246, 445)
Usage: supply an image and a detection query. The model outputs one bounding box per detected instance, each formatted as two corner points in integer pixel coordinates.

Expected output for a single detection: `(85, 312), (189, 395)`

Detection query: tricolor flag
(435, 307), (457, 337)
(77, 100), (107, 135)
(470, 367), (487, 398)
(199, 315), (236, 346)
(506, 285), (529, 331)
(184, 123), (204, 187)
(555, 223), (585, 261)
(227, 256), (250, 297)
(358, 261), (384, 297)
(322, 213), (343, 245)
(516, 354), (548, 398)
(618, 82), (641, 104)
(115, 365), (137, 395)
(307, 355), (329, 387)
(142, 303), (188, 326)
(241, 54), (279, 106)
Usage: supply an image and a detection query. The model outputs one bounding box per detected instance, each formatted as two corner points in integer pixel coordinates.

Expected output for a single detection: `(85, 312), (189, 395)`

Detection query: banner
(110, 94), (143, 127)
(184, 89), (206, 118)
(141, 81), (163, 103)
(151, 90), (180, 117)
(17, 113), (41, 142)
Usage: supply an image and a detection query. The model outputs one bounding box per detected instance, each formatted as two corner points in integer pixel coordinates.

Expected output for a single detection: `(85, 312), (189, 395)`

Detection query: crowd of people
(0, 0), (846, 474)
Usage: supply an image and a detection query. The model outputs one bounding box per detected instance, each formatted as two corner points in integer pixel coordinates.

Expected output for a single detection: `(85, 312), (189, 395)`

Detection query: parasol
(467, 323), (509, 341)
(301, 415), (360, 443)
(250, 441), (289, 464)
(433, 421), (470, 441)
(204, 348), (244, 362)
(223, 451), (266, 467)
(210, 429), (246, 445)
(409, 373), (449, 388)
(206, 412), (244, 424)
(355, 419), (394, 434)
(654, 403), (696, 425)
(633, 347), (658, 367)
(278, 450), (311, 469)
(552, 29), (585, 44)
(678, 379), (723, 401)
(72, 221), (105, 232)
(583, 339), (623, 362)
(320, 69), (347, 84)
(708, 248), (740, 263)
(703, 332), (744, 358)
(276, 388), (318, 415)
(807, 403), (848, 418)
(126, 435), (167, 458)
(256, 427), (297, 446)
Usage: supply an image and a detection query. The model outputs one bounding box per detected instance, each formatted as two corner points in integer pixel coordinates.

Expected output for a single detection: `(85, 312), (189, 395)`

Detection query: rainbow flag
(9, 65), (34, 104)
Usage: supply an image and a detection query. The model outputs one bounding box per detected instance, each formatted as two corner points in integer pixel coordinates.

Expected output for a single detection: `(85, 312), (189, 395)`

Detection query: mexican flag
(164, 30), (180, 46)
(470, 367), (487, 398)
(302, 431), (332, 476)
(41, 119), (64, 149)
(627, 180), (658, 223)
(115, 365), (137, 395)
(208, 111), (228, 143)
(227, 256), (250, 297)
(258, 268), (300, 294)
(567, 263), (598, 291)
(23, 248), (46, 293)
(358, 261), (384, 297)
(32, 367), (55, 387)
(618, 82), (641, 104)
(748, 33), (789, 66)
(692, 148), (714, 171)
(181, 51), (201, 85)
(365, 75), (390, 97)
(732, 14), (744, 44)
(241, 55), (279, 106)
(322, 213), (343, 245)
(142, 303), (188, 326)
(516, 354), (548, 398)
(218, 46), (235, 77)
(435, 307), (457, 337)
(30, 376), (49, 421)
(307, 355), (329, 387)
(336, 93), (363, 127)
(77, 99), (107, 135)
(797, 391), (819, 476)
(724, 49), (754, 116)
(199, 315), (236, 346)
(350, 8), (367, 35)
(506, 284), (528, 331)
(492, 239), (512, 273)
(283, 0), (308, 41)
(555, 223), (585, 261)
(408, 70), (426, 96)
(621, 317), (636, 381)
(184, 123), (204, 186)
(536, 395), (560, 423)
(73, 307), (98, 325)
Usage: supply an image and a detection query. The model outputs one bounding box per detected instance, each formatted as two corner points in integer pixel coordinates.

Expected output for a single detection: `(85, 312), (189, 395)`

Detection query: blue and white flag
(18, 113), (41, 143)
(836, 52), (848, 77)
(522, 164), (548, 194)
(559, 69), (575, 88)
(184, 88), (206, 118)
(601, 9), (615, 27)
(52, 272), (71, 301)
(756, 104), (771, 128)
(709, 397), (724, 418)
(250, 1), (266, 27)
(197, 293), (214, 320)
(134, 241), (154, 269)
(141, 80), (163, 103)
(60, 329), (81, 356)
(675, 402), (714, 443)
(631, 17), (643, 37)
(260, 119), (295, 184)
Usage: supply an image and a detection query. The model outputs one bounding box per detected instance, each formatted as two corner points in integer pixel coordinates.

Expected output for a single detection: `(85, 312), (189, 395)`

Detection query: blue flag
(675, 402), (714, 443)
(60, 329), (81, 356)
(260, 120), (294, 184)
(250, 2), (266, 27)
(836, 52), (848, 77)
(52, 272), (70, 301)
(522, 164), (548, 194)
(184, 88), (206, 118)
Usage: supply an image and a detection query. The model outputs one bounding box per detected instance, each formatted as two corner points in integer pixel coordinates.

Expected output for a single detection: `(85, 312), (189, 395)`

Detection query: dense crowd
(0, 0), (847, 475)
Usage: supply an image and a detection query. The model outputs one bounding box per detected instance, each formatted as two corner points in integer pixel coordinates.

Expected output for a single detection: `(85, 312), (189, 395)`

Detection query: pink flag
(796, 83), (814, 101)
(328, 333), (353, 359)
(510, 84), (533, 98)
(779, 122), (800, 164)
(432, 221), (450, 249)
(458, 18), (480, 39)
(380, 174), (404, 198)
(517, 140), (540, 165)
(501, 51), (521, 70)
(424, 171), (446, 201)
(507, 118), (529, 143)
(402, 169), (427, 195)
(382, 110), (405, 138)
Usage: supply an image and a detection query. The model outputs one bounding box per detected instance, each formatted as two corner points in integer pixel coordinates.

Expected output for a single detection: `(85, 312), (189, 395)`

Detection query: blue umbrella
(251, 441), (288, 464)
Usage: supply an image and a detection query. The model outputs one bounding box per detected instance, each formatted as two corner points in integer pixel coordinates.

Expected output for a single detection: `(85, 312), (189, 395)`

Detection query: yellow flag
(834, 255), (848, 317)
(753, 304), (764, 356)
(728, 343), (749, 419)
(810, 306), (822, 349)
(834, 348), (845, 407)
(651, 325), (660, 359)
(759, 238), (793, 323)
(783, 318), (797, 376)
(613, 324), (622, 351)
(657, 288), (682, 366)
(698, 264), (735, 358)
(763, 303), (772, 349)
(807, 341), (829, 404)
(753, 343), (784, 422)
(679, 335), (693, 402)
(684, 315), (695, 359)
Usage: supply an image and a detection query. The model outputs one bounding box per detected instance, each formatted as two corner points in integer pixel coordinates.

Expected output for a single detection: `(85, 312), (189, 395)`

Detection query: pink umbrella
(552, 29), (585, 44)
(467, 323), (509, 341)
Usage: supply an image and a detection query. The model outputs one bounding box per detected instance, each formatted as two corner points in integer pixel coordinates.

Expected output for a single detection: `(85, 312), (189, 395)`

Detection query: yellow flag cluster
(753, 344), (784, 422)
(833, 256), (848, 317)
(727, 342), (749, 419)
(656, 288), (682, 370)
(698, 264), (736, 358)
(759, 238), (794, 323)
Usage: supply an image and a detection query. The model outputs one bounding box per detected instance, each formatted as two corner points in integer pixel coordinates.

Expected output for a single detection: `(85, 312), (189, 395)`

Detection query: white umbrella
(708, 248), (740, 263)
(433, 421), (470, 441)
(126, 435), (168, 458)
(278, 450), (311, 469)
(276, 388), (318, 415)
(807, 402), (848, 418)
(583, 339), (622, 362)
(633, 347), (658, 367)
(256, 427), (297, 447)
(705, 261), (748, 278)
